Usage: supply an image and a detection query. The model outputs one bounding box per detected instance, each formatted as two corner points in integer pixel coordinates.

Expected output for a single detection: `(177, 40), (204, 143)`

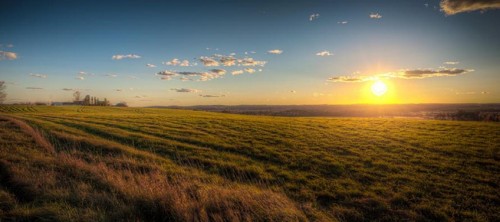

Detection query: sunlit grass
(1, 105), (499, 221)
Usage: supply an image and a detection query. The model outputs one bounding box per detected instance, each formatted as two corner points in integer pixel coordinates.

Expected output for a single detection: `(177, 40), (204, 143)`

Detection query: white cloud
(157, 70), (178, 76)
(30, 73), (47, 78)
(267, 49), (283, 54)
(76, 76), (85, 80)
(180, 77), (192, 81)
(444, 61), (459, 65)
(338, 21), (348, 24)
(146, 63), (157, 68)
(309, 13), (320, 21)
(369, 13), (382, 19)
(112, 54), (141, 60)
(171, 88), (201, 93)
(0, 51), (17, 60)
(105, 74), (118, 78)
(163, 58), (190, 66)
(316, 50), (333, 56)
(231, 70), (244, 75)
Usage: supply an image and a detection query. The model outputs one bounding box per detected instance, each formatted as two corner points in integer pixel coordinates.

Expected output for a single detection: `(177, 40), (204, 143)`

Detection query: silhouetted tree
(73, 90), (81, 102)
(83, 95), (90, 105)
(0, 81), (6, 104)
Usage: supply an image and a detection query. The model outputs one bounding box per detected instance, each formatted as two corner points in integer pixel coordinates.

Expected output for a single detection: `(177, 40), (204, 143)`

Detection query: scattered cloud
(444, 61), (459, 65)
(328, 67), (473, 82)
(309, 13), (320, 21)
(231, 70), (244, 75)
(62, 88), (73, 91)
(244, 68), (256, 73)
(290, 90), (297, 93)
(26, 87), (43, 90)
(210, 69), (226, 75)
(440, 0), (500, 15)
(157, 70), (177, 77)
(0, 51), (17, 60)
(171, 88), (201, 93)
(29, 73), (47, 78)
(199, 56), (219, 66)
(327, 76), (375, 83)
(316, 50), (333, 56)
(112, 54), (141, 60)
(220, 56), (236, 66)
(337, 21), (348, 24)
(369, 13), (382, 19)
(481, 91), (490, 94)
(400, 68), (472, 78)
(267, 49), (283, 54)
(76, 76), (85, 80)
(146, 63), (157, 68)
(115, 89), (123, 92)
(6, 44), (13, 48)
(163, 58), (190, 66)
(238, 58), (267, 67)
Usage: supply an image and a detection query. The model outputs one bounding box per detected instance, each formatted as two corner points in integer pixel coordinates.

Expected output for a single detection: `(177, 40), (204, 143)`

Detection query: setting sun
(371, 80), (388, 96)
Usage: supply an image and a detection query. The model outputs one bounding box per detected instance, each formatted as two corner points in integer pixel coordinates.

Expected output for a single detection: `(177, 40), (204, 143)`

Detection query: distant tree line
(434, 110), (500, 122)
(72, 91), (110, 106)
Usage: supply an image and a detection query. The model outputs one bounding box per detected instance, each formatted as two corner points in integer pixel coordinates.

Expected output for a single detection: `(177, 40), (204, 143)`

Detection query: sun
(371, 80), (388, 96)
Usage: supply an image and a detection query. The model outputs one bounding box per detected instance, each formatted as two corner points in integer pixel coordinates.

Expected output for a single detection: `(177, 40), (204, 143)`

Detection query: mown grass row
(1, 106), (499, 221)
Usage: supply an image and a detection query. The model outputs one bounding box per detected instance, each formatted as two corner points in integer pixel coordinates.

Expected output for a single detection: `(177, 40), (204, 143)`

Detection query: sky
(0, 0), (499, 106)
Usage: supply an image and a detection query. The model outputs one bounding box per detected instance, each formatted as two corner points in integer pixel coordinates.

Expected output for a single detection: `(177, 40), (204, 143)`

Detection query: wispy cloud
(0, 51), (17, 60)
(231, 70), (244, 75)
(238, 58), (267, 67)
(76, 76), (85, 80)
(267, 49), (283, 55)
(316, 50), (333, 56)
(30, 73), (47, 78)
(369, 13), (382, 19)
(337, 21), (348, 24)
(62, 88), (73, 91)
(244, 68), (256, 73)
(26, 87), (43, 90)
(112, 54), (141, 60)
(210, 69), (226, 75)
(171, 88), (201, 93)
(146, 63), (157, 68)
(199, 94), (225, 98)
(105, 74), (118, 78)
(157, 70), (225, 81)
(328, 67), (473, 82)
(309, 13), (320, 21)
(444, 61), (459, 65)
(440, 0), (500, 15)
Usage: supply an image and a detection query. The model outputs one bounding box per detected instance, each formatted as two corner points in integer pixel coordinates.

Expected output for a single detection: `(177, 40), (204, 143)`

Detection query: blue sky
(1, 0), (499, 106)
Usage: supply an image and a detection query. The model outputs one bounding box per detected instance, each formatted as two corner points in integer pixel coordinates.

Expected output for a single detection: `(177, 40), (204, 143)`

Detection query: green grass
(1, 105), (499, 221)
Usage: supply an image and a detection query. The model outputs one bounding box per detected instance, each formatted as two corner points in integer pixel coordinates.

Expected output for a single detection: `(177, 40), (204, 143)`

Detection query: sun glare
(371, 80), (388, 96)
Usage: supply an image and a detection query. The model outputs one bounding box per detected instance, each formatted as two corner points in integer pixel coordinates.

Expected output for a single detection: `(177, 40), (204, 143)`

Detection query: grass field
(0, 105), (498, 221)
